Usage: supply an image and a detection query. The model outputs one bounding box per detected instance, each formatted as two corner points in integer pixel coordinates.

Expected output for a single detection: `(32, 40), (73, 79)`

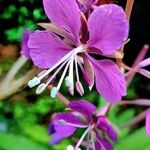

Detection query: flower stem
(48, 84), (70, 106)
(75, 125), (93, 150)
(122, 109), (148, 127)
(126, 44), (149, 86)
(125, 0), (135, 21)
(2, 55), (27, 84)
(116, 0), (135, 67)
(119, 99), (150, 106)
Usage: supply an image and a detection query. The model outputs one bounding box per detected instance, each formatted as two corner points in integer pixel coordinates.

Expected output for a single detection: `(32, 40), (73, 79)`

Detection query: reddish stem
(125, 0), (135, 21)
(122, 109), (148, 127)
(48, 85), (70, 106)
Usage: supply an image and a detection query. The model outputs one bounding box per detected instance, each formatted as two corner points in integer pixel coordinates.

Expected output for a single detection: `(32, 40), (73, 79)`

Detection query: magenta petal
(48, 123), (55, 135)
(28, 30), (71, 69)
(138, 58), (150, 68)
(97, 135), (113, 150)
(87, 4), (129, 55)
(21, 29), (31, 58)
(97, 116), (118, 142)
(68, 100), (96, 121)
(83, 55), (95, 88)
(146, 109), (150, 135)
(52, 112), (84, 138)
(138, 69), (150, 79)
(50, 133), (63, 145)
(43, 0), (81, 43)
(89, 56), (126, 103)
(95, 140), (102, 150)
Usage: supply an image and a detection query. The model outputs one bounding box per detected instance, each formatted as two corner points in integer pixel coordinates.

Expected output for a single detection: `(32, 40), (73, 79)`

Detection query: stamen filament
(58, 119), (88, 128)
(64, 122), (88, 128)
(38, 49), (75, 80)
(39, 46), (83, 80)
(75, 125), (94, 150)
(75, 55), (80, 82)
(56, 59), (71, 90)
(68, 55), (74, 95)
(46, 56), (70, 86)
(91, 135), (96, 150)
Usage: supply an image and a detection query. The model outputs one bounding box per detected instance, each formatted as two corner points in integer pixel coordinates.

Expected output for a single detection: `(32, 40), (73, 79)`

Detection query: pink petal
(138, 69), (150, 79)
(87, 4), (129, 55)
(68, 100), (96, 121)
(89, 56), (126, 103)
(83, 55), (95, 88)
(28, 30), (71, 69)
(95, 132), (113, 150)
(43, 0), (81, 43)
(146, 109), (150, 135)
(50, 133), (63, 145)
(97, 116), (118, 141)
(138, 58), (150, 68)
(50, 112), (85, 144)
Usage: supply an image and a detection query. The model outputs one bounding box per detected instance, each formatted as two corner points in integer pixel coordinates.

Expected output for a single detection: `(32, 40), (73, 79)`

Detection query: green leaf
(115, 128), (150, 150)
(0, 132), (49, 150)
(21, 124), (49, 144)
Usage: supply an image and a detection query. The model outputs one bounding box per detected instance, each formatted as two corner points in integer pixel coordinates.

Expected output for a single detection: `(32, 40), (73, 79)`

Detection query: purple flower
(49, 100), (117, 150)
(21, 29), (31, 59)
(28, 0), (129, 103)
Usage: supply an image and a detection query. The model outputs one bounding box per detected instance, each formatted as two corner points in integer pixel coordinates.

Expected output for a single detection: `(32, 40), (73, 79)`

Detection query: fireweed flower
(28, 0), (129, 103)
(49, 100), (117, 150)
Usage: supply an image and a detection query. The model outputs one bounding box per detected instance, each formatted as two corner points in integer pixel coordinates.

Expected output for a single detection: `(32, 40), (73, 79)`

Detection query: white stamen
(46, 56), (70, 86)
(36, 83), (47, 94)
(56, 59), (71, 91)
(76, 81), (84, 96)
(37, 70), (47, 77)
(28, 77), (41, 88)
(68, 55), (74, 95)
(91, 135), (96, 150)
(58, 119), (88, 128)
(89, 86), (93, 91)
(67, 145), (81, 150)
(75, 55), (80, 82)
(65, 76), (70, 87)
(75, 125), (94, 150)
(38, 49), (75, 80)
(50, 87), (58, 98)
(30, 46), (84, 96)
(38, 46), (83, 80)
(50, 59), (71, 98)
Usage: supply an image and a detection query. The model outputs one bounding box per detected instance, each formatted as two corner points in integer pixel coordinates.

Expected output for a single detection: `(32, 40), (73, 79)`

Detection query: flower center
(28, 45), (86, 98)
